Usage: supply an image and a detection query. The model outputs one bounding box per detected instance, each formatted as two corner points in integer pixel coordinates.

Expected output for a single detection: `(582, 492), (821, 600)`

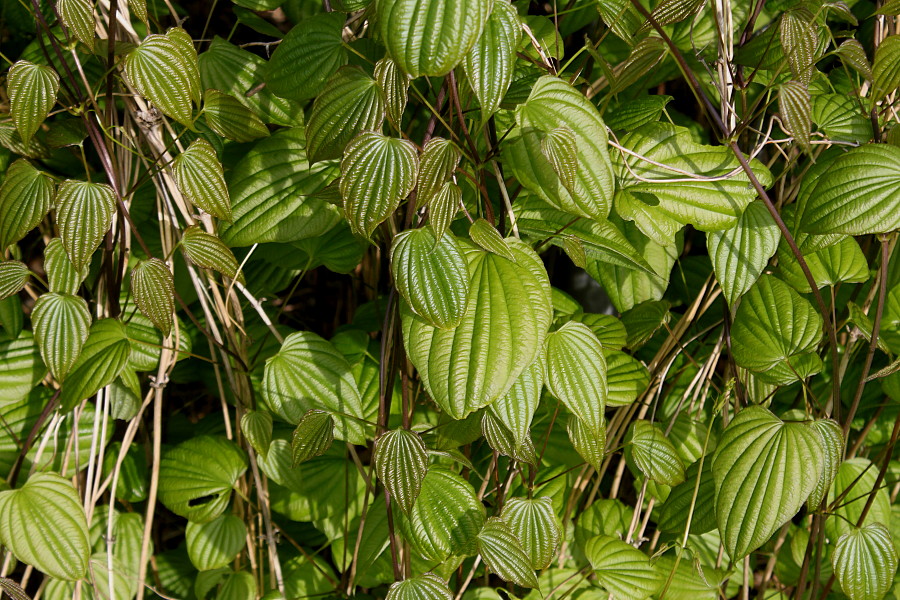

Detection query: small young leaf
(173, 138), (232, 220)
(477, 517), (539, 588)
(59, 319), (131, 411)
(56, 180), (116, 272)
(291, 409), (335, 465)
(240, 410), (273, 458)
(0, 473), (90, 580)
(832, 523), (899, 600)
(561, 234), (587, 269)
(374, 58), (409, 127)
(203, 89), (269, 142)
(835, 39), (872, 81)
(585, 535), (662, 600)
(186, 514), (247, 571)
(0, 262), (29, 300)
(469, 218), (516, 261)
(131, 258), (176, 336)
(386, 573), (453, 600)
(488, 358), (543, 462)
(44, 238), (87, 295)
(428, 181), (462, 240)
(340, 132), (418, 238)
(181, 226), (244, 283)
(57, 0), (95, 50)
(306, 66), (385, 163)
(462, 0), (520, 118)
(265, 12), (348, 101)
(417, 138), (461, 207)
(568, 414), (606, 471)
(540, 126), (579, 192)
(7, 61), (59, 143)
(391, 227), (470, 329)
(625, 420), (685, 486)
(779, 81), (812, 153)
(0, 159), (55, 250)
(374, 428), (428, 514)
(124, 33), (197, 126)
(482, 411), (537, 465)
(32, 292), (91, 382)
(502, 497), (563, 570)
(780, 10), (818, 84)
(545, 321), (607, 437)
(166, 27), (202, 105)
(807, 418), (844, 510)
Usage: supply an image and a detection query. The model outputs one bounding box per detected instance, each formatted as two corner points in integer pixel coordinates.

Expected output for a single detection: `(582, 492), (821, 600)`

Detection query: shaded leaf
(181, 226), (244, 283)
(266, 13), (347, 101)
(626, 420), (685, 486)
(130, 258), (175, 337)
(124, 33), (196, 125)
(59, 319), (131, 411)
(585, 535), (661, 600)
(291, 409), (335, 465)
(203, 89), (269, 142)
(186, 514), (247, 571)
(545, 322), (606, 436)
(779, 81), (812, 153)
(240, 410), (273, 458)
(0, 262), (29, 300)
(375, 58), (409, 127)
(477, 517), (538, 588)
(386, 573), (453, 600)
(0, 159), (55, 250)
(57, 0), (95, 50)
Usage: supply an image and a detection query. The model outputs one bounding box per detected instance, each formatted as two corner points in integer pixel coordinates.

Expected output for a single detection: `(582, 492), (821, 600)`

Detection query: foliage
(0, 0), (899, 599)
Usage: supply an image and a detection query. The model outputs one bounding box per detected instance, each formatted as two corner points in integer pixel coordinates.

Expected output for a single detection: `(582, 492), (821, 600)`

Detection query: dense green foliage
(0, 0), (899, 598)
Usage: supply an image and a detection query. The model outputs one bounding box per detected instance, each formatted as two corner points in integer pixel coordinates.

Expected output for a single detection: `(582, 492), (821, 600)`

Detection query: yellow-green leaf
(7, 61), (59, 143)
(32, 292), (91, 382)
(0, 159), (54, 250)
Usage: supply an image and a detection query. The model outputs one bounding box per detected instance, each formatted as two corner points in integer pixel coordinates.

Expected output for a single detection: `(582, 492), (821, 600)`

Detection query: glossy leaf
(58, 319), (131, 411)
(502, 497), (562, 570)
(240, 410), (273, 458)
(186, 514), (247, 571)
(391, 227), (470, 329)
(402, 238), (552, 419)
(0, 473), (90, 580)
(707, 201), (779, 308)
(0, 262), (29, 300)
(626, 420), (685, 486)
(306, 67), (385, 163)
(807, 418), (844, 510)
(779, 81), (812, 153)
(44, 238), (87, 295)
(130, 258), (176, 337)
(605, 350), (650, 407)
(428, 181), (462, 239)
(57, 0), (95, 50)
(386, 573), (453, 600)
(374, 58), (409, 127)
(544, 321), (606, 437)
(712, 406), (823, 560)
(181, 226), (244, 283)
(393, 467), (485, 561)
(173, 139), (232, 220)
(158, 435), (248, 523)
(203, 89), (269, 142)
(468, 218), (515, 261)
(124, 33), (196, 125)
(585, 535), (661, 600)
(462, 0), (519, 118)
(477, 517), (538, 588)
(658, 459), (717, 535)
(7, 61), (59, 143)
(0, 159), (54, 250)
(872, 35), (900, 101)
(56, 180), (116, 272)
(0, 332), (46, 403)
(487, 358), (543, 463)
(832, 523), (899, 600)
(266, 13), (347, 101)
(778, 234), (869, 293)
(417, 138), (461, 207)
(374, 428), (428, 514)
(567, 413), (606, 471)
(291, 409), (334, 465)
(780, 11), (817, 84)
(340, 131), (418, 237)
(263, 330), (366, 443)
(32, 292), (91, 382)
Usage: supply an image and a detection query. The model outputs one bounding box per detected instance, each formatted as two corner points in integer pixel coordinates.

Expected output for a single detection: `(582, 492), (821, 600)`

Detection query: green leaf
(707, 201), (779, 308)
(0, 159), (55, 250)
(7, 61), (59, 143)
(181, 226), (245, 283)
(377, 0), (491, 77)
(730, 275), (823, 381)
(605, 350), (650, 407)
(263, 330), (366, 444)
(872, 35), (900, 101)
(777, 234), (869, 292)
(779, 81), (812, 153)
(173, 139), (232, 221)
(428, 181), (462, 239)
(44, 238), (87, 295)
(374, 428), (429, 514)
(240, 410), (273, 458)
(57, 0), (95, 50)
(585, 535), (662, 600)
(595, 0), (642, 42)
(386, 573), (453, 600)
(186, 514), (247, 571)
(501, 497), (562, 570)
(203, 89), (269, 142)
(508, 76), (615, 220)
(604, 96), (672, 131)
(469, 218), (515, 261)
(291, 409), (334, 465)
(544, 321), (606, 437)
(483, 410), (537, 464)
(220, 128), (341, 247)
(391, 228), (469, 329)
(625, 420), (685, 486)
(59, 319), (131, 411)
(199, 37), (304, 126)
(402, 238), (552, 419)
(167, 27), (202, 105)
(0, 331), (46, 404)
(31, 292), (91, 382)
(609, 36), (667, 94)
(712, 405), (824, 560)
(807, 418), (844, 510)
(540, 126), (578, 192)
(56, 180), (116, 272)
(266, 13), (347, 101)
(620, 300), (671, 349)
(612, 123), (773, 235)
(658, 459), (717, 535)
(340, 132), (418, 237)
(780, 10), (818, 84)
(834, 39), (872, 81)
(477, 517), (539, 588)
(393, 467), (485, 561)
(417, 138), (461, 207)
(826, 458), (893, 540)
(130, 258), (175, 337)
(812, 94), (873, 144)
(832, 523), (899, 600)
(158, 435), (248, 523)
(487, 357), (542, 463)
(306, 67), (385, 163)
(567, 413), (607, 471)
(462, 0), (519, 118)
(0, 473), (90, 580)
(374, 58), (409, 128)
(0, 261), (29, 300)
(799, 144), (900, 236)
(124, 32), (197, 126)
(218, 570), (257, 599)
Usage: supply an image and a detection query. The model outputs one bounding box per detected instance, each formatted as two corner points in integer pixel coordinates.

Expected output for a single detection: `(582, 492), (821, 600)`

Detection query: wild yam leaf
(374, 428), (428, 514)
(0, 159), (55, 250)
(7, 61), (59, 143)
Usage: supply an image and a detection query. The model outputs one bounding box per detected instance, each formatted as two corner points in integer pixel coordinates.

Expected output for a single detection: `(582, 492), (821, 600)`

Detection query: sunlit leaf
(32, 292), (91, 382)
(56, 180), (116, 272)
(7, 61), (59, 143)
(832, 523), (899, 600)
(477, 517), (538, 588)
(291, 409), (335, 465)
(374, 428), (429, 514)
(0, 159), (54, 250)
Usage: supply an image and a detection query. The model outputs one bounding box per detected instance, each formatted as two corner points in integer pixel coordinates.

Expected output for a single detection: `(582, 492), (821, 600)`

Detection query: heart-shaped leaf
(31, 292), (91, 382)
(203, 89), (269, 142)
(658, 458), (717, 535)
(501, 497), (562, 570)
(402, 238), (552, 419)
(712, 406), (823, 560)
(266, 13), (347, 101)
(59, 319), (132, 411)
(585, 535), (662, 600)
(469, 218), (515, 261)
(545, 321), (607, 437)
(124, 32), (197, 125)
(374, 58), (409, 127)
(832, 523), (899, 600)
(56, 180), (116, 272)
(158, 435), (248, 523)
(186, 514), (247, 571)
(173, 139), (233, 221)
(57, 0), (95, 50)
(291, 409), (334, 465)
(0, 473), (90, 580)
(625, 420), (685, 486)
(386, 573), (453, 600)
(0, 261), (29, 300)
(7, 61), (59, 143)
(181, 226), (244, 283)
(462, 0), (519, 118)
(477, 517), (539, 588)
(0, 159), (55, 250)
(374, 428), (428, 514)
(240, 410), (273, 458)
(130, 258), (176, 337)
(416, 138), (461, 207)
(44, 238), (87, 295)
(487, 357), (543, 463)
